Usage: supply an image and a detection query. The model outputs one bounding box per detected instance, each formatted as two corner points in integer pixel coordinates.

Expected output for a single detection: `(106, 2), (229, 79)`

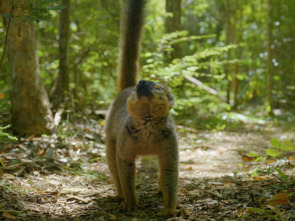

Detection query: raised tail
(118, 0), (147, 91)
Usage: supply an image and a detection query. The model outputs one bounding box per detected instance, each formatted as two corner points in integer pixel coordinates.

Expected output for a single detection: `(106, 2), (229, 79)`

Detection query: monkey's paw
(163, 208), (178, 216)
(121, 201), (140, 211)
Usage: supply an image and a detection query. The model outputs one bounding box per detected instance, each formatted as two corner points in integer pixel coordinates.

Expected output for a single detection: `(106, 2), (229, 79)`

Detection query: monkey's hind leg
(117, 154), (138, 210)
(106, 139), (123, 200)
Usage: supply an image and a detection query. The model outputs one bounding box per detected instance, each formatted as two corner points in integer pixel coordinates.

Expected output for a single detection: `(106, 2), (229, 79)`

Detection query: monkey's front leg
(159, 152), (179, 215)
(117, 154), (137, 210)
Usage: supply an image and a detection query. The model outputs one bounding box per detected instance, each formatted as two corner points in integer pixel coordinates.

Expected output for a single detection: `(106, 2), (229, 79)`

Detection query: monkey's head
(127, 80), (174, 121)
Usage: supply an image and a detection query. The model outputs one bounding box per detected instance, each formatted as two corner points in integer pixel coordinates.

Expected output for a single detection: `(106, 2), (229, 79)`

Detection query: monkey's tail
(118, 0), (147, 91)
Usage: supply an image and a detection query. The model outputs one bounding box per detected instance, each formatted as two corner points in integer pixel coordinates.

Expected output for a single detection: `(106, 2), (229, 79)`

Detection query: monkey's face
(127, 80), (174, 120)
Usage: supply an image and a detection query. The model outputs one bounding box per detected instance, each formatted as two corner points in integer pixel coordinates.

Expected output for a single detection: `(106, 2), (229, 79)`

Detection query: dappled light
(1, 0), (295, 220)
(1, 119), (295, 220)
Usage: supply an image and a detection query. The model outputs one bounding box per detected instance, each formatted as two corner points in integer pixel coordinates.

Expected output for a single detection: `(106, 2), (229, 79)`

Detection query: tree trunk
(50, 0), (71, 111)
(165, 0), (182, 59)
(231, 0), (240, 110)
(224, 0), (234, 106)
(266, 0), (273, 109)
(2, 0), (53, 135)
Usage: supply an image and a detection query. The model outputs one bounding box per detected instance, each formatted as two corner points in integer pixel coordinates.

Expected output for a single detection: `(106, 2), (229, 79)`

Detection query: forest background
(0, 0), (295, 135)
(0, 0), (295, 220)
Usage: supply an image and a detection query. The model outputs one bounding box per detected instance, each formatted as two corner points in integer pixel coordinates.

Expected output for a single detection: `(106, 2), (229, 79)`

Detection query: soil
(0, 118), (295, 220)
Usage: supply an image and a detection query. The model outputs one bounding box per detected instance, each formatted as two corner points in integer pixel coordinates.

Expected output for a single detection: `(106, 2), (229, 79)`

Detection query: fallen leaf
(0, 201), (7, 209)
(242, 155), (257, 162)
(247, 207), (265, 215)
(2, 212), (15, 220)
(223, 181), (236, 188)
(38, 149), (46, 157)
(27, 134), (35, 141)
(266, 159), (275, 164)
(108, 213), (116, 220)
(266, 193), (290, 206)
(253, 176), (266, 181)
(67, 195), (92, 204)
(2, 174), (16, 180)
(60, 187), (83, 195)
(237, 208), (243, 217)
(187, 166), (193, 170)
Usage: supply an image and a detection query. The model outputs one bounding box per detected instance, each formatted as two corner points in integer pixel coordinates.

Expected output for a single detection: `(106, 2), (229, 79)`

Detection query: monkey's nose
(139, 80), (146, 85)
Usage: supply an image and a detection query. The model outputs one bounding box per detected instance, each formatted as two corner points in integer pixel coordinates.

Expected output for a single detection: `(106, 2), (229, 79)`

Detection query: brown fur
(105, 0), (179, 216)
(118, 0), (146, 91)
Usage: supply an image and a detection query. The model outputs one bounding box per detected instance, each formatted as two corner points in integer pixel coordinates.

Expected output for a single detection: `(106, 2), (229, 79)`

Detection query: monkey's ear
(164, 85), (174, 109)
(167, 92), (174, 109)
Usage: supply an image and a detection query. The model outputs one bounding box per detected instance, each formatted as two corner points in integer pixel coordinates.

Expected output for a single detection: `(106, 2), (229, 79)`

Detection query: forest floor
(0, 115), (295, 221)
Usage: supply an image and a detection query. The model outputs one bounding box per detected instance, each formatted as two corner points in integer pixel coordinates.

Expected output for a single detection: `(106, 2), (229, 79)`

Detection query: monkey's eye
(154, 84), (162, 90)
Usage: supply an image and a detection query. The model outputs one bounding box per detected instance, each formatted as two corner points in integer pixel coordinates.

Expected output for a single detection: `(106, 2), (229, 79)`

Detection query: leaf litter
(0, 117), (295, 220)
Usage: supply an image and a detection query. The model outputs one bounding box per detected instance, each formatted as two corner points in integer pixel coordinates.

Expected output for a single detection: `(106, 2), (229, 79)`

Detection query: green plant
(0, 125), (17, 143)
(266, 138), (295, 158)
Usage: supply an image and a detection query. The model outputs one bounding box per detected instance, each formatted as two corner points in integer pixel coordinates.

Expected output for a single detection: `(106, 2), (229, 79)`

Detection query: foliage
(141, 30), (234, 127)
(0, 125), (17, 143)
(0, 0), (294, 130)
(0, 0), (63, 23)
(0, 101), (17, 143)
(266, 138), (295, 157)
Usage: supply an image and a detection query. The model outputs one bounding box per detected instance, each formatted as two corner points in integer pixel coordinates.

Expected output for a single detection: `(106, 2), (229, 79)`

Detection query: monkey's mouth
(136, 85), (154, 99)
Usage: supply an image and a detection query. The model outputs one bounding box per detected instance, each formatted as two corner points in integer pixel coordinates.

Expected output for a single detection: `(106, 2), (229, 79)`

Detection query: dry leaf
(242, 155), (257, 162)
(266, 193), (290, 206)
(38, 149), (46, 157)
(266, 159), (275, 164)
(0, 201), (7, 209)
(253, 176), (265, 181)
(237, 208), (243, 217)
(2, 212), (15, 220)
(108, 213), (116, 220)
(223, 181), (235, 188)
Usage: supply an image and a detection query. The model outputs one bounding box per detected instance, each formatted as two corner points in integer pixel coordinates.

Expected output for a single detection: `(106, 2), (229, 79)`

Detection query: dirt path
(0, 122), (294, 220)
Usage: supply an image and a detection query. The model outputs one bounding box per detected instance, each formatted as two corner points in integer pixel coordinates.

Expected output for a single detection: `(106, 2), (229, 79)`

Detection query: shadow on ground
(1, 120), (295, 220)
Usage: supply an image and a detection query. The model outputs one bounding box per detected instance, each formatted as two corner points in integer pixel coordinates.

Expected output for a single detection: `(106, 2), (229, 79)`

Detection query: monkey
(105, 0), (179, 216)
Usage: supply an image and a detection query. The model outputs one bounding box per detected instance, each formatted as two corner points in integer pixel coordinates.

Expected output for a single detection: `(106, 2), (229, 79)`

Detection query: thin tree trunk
(50, 0), (71, 111)
(225, 0), (233, 105)
(2, 0), (53, 135)
(267, 0), (273, 109)
(292, 21), (295, 87)
(231, 0), (240, 110)
(165, 0), (182, 59)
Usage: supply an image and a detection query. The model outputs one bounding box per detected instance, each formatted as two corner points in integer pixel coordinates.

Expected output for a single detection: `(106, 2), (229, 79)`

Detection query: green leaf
(248, 207), (265, 215)
(248, 152), (260, 157)
(266, 148), (281, 157)
(266, 105), (272, 113)
(270, 138), (282, 149)
(270, 185), (283, 190)
(0, 159), (6, 168)
(276, 169), (288, 182)
(282, 140), (295, 151)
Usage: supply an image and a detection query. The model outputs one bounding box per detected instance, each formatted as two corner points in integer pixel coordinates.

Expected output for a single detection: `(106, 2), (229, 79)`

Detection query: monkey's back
(105, 87), (133, 141)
